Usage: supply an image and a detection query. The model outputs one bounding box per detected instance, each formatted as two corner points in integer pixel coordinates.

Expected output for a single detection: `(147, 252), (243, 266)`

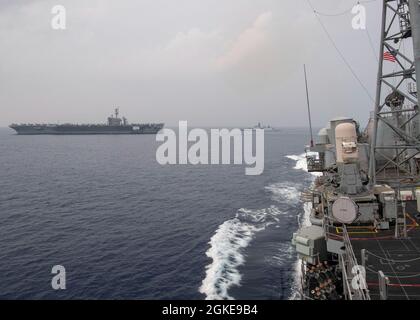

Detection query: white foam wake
(286, 154), (308, 172)
(200, 154), (318, 300)
(286, 153), (322, 177)
(265, 182), (300, 203)
(199, 206), (285, 300)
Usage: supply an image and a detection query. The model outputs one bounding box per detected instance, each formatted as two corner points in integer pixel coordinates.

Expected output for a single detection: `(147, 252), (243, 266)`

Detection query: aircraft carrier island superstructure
(292, 0), (420, 300)
(10, 108), (164, 135)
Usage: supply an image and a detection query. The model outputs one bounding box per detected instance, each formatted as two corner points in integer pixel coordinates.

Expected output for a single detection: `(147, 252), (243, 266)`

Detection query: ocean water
(0, 127), (314, 300)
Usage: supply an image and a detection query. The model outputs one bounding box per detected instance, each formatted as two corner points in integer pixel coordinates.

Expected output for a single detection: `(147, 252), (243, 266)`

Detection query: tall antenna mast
(369, 0), (420, 187)
(304, 64), (314, 148)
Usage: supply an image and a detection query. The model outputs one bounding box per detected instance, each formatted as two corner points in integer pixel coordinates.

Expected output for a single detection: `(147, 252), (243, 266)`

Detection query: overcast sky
(0, 0), (385, 127)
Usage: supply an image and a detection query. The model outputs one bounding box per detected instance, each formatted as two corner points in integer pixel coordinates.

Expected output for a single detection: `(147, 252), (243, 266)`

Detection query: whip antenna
(304, 64), (314, 148)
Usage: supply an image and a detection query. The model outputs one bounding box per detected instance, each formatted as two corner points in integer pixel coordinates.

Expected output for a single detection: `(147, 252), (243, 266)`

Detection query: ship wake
(200, 153), (318, 300)
(200, 178), (306, 300)
(199, 206), (285, 300)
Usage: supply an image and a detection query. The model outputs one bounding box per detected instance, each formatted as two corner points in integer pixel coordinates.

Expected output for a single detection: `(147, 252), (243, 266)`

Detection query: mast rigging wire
(305, 0), (375, 103)
(311, 0), (380, 64)
(313, 0), (378, 17)
(365, 27), (379, 62)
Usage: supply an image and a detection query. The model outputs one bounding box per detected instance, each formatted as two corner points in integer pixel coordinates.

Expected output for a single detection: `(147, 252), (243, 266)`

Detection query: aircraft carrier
(9, 108), (164, 135)
(292, 0), (420, 300)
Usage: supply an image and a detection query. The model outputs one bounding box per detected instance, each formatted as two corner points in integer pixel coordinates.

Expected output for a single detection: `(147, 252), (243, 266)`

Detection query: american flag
(383, 51), (397, 62)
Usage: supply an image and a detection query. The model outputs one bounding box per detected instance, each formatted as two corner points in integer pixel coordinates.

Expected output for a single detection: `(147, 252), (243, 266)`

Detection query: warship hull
(10, 108), (164, 135)
(10, 124), (164, 135)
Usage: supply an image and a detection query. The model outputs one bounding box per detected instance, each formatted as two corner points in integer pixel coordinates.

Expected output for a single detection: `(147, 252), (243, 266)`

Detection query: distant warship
(242, 123), (274, 131)
(254, 123), (274, 131)
(10, 108), (164, 135)
(292, 0), (420, 300)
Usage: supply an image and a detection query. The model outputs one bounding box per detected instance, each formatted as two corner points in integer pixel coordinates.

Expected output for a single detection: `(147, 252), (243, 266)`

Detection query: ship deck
(348, 203), (420, 300)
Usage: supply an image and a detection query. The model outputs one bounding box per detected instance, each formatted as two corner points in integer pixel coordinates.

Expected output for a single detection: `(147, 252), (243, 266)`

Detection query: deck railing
(324, 219), (371, 300)
(341, 226), (371, 300)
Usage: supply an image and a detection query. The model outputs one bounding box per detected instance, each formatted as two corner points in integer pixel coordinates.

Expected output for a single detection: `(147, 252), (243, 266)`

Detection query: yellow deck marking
(335, 226), (378, 235)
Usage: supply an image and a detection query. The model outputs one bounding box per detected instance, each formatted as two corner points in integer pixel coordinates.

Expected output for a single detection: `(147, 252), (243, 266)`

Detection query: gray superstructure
(292, 0), (420, 300)
(10, 108), (164, 135)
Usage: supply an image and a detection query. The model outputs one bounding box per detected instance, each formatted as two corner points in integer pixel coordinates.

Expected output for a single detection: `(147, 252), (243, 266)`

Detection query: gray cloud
(0, 0), (383, 128)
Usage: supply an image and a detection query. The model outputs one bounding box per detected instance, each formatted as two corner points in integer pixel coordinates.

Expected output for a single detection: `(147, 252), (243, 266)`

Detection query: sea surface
(0, 127), (314, 299)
